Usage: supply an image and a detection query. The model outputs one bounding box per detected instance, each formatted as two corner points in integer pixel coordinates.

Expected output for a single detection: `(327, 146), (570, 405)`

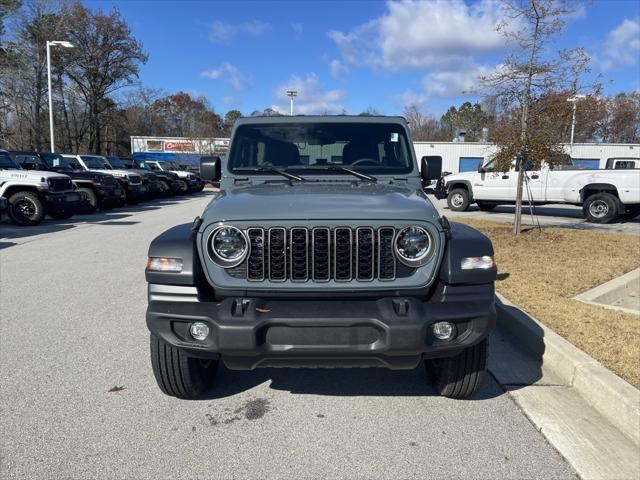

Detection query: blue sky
(86, 0), (640, 117)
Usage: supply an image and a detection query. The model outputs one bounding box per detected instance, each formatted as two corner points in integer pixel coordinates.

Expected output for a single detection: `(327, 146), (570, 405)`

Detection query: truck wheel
(150, 333), (217, 399)
(476, 201), (496, 211)
(425, 338), (487, 399)
(583, 193), (619, 224)
(7, 191), (45, 226)
(48, 209), (74, 220)
(78, 188), (97, 214)
(619, 205), (640, 220)
(447, 188), (470, 211)
(176, 180), (188, 195)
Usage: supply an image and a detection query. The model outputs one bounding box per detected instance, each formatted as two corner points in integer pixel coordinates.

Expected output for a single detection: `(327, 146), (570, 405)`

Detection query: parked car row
(0, 150), (204, 226)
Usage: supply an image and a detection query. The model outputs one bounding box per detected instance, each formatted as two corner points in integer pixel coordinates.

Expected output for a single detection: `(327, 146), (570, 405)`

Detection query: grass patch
(455, 218), (640, 388)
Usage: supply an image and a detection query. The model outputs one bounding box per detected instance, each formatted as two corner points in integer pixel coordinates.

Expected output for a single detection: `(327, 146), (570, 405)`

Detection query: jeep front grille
(48, 177), (73, 192)
(102, 176), (118, 187)
(128, 174), (142, 185)
(235, 226), (398, 282)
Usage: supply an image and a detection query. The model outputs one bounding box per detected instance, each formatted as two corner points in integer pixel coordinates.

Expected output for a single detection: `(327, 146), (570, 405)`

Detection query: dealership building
(131, 135), (638, 173)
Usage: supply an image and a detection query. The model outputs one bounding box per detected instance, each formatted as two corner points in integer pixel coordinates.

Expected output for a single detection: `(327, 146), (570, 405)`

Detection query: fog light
(189, 322), (209, 341)
(433, 321), (456, 341)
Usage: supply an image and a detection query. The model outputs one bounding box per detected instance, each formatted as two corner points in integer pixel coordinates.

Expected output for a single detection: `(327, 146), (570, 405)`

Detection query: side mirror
(420, 156), (442, 181)
(23, 161), (38, 170)
(200, 156), (221, 182)
(477, 164), (486, 173)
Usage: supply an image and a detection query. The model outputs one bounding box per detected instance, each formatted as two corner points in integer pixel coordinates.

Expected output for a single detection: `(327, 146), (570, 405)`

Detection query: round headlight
(209, 226), (248, 267)
(394, 226), (433, 267)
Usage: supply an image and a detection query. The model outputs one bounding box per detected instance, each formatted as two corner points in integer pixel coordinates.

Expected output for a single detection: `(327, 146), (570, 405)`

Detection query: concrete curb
(495, 292), (640, 447)
(574, 267), (640, 315)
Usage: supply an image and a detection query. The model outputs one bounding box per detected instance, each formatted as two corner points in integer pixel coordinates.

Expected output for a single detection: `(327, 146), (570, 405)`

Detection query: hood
(86, 168), (140, 180)
(56, 169), (109, 181)
(202, 181), (441, 222)
(0, 168), (70, 181)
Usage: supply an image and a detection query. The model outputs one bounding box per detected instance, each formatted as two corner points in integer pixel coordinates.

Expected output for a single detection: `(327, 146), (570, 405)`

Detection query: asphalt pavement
(431, 197), (640, 235)
(0, 193), (576, 479)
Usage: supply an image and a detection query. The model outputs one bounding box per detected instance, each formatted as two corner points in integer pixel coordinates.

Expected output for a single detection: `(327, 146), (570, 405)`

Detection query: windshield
(40, 153), (73, 170)
(81, 155), (108, 169)
(228, 122), (414, 175)
(12, 153), (47, 170)
(107, 156), (126, 168)
(157, 161), (176, 170)
(0, 152), (19, 169)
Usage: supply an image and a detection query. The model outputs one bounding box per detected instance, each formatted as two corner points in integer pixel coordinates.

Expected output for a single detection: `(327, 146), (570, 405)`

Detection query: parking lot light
(47, 40), (75, 153)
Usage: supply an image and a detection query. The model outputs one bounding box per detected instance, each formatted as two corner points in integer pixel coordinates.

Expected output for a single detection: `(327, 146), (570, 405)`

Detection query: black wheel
(447, 188), (470, 212)
(48, 209), (74, 220)
(78, 187), (97, 213)
(7, 191), (45, 226)
(476, 201), (497, 211)
(159, 180), (173, 197)
(150, 333), (217, 399)
(425, 338), (488, 399)
(176, 180), (188, 195)
(583, 192), (619, 224)
(619, 205), (640, 220)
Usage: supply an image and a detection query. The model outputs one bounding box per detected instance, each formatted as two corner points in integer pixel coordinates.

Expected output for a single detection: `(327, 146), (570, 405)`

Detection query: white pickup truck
(436, 157), (640, 223)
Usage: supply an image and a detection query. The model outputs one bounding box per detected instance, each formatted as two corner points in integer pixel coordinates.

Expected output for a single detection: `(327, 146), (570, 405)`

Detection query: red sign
(164, 141), (195, 152)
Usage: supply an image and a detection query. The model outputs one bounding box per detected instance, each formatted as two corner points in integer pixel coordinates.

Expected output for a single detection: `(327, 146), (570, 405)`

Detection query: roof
(234, 115), (408, 126)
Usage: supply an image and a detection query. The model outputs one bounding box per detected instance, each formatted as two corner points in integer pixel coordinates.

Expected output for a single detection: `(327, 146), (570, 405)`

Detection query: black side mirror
(200, 156), (221, 182)
(23, 161), (38, 170)
(477, 164), (486, 173)
(421, 156), (442, 181)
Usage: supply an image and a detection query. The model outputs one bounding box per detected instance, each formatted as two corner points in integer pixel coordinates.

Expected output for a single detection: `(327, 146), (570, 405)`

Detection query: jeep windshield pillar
(145, 116), (497, 400)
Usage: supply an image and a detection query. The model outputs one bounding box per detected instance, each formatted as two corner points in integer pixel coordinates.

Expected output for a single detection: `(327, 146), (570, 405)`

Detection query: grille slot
(356, 227), (375, 281)
(247, 228), (265, 281)
(378, 228), (396, 280)
(48, 177), (73, 192)
(268, 228), (287, 281)
(312, 228), (330, 281)
(334, 228), (353, 281)
(290, 228), (308, 281)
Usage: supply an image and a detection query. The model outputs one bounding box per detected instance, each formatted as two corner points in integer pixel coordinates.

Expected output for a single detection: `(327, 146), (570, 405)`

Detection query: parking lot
(432, 198), (640, 235)
(0, 192), (578, 479)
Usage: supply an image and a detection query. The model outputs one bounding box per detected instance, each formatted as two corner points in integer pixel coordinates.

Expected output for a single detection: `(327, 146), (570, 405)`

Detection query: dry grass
(455, 218), (640, 388)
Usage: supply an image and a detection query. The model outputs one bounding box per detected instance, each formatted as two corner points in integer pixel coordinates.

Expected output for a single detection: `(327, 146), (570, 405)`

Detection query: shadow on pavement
(201, 363), (505, 400)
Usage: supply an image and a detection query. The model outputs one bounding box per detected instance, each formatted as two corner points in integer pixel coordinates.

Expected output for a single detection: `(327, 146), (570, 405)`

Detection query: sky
(84, 0), (640, 117)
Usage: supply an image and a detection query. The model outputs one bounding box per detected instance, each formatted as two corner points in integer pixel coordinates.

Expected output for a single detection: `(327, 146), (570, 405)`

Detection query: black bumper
(96, 185), (124, 203)
(146, 291), (495, 370)
(146, 181), (163, 195)
(127, 183), (147, 198)
(44, 191), (83, 212)
(187, 179), (203, 191)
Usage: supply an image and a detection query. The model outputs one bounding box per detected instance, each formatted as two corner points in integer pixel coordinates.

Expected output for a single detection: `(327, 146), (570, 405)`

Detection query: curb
(495, 292), (640, 447)
(574, 267), (640, 316)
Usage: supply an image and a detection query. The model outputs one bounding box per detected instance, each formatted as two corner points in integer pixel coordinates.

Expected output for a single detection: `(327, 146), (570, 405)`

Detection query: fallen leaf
(108, 385), (126, 393)
(256, 307), (271, 313)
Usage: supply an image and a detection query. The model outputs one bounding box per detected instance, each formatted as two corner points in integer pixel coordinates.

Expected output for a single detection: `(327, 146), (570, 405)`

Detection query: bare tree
(481, 0), (592, 235)
(403, 105), (445, 141)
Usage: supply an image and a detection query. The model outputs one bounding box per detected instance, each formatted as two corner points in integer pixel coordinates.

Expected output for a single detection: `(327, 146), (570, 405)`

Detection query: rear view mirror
(200, 156), (221, 182)
(421, 156), (442, 181)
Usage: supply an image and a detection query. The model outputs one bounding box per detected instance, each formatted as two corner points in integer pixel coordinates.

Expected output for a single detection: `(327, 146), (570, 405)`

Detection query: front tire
(583, 192), (619, 224)
(7, 191), (45, 226)
(425, 338), (488, 399)
(176, 180), (188, 195)
(447, 188), (470, 212)
(78, 187), (97, 213)
(150, 334), (218, 399)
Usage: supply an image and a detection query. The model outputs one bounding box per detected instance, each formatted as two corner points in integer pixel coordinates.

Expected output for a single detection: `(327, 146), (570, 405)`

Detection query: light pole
(567, 94), (586, 147)
(46, 40), (74, 152)
(286, 90), (297, 116)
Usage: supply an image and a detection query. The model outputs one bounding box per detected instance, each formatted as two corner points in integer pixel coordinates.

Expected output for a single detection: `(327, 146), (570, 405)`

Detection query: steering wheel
(351, 158), (380, 166)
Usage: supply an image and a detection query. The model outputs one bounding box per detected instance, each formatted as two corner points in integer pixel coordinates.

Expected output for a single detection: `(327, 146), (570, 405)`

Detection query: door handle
(531, 174), (539, 179)
(502, 175), (509, 179)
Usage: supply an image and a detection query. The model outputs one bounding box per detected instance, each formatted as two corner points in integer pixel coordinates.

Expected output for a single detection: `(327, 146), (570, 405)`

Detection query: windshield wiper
(308, 165), (377, 183)
(234, 166), (306, 182)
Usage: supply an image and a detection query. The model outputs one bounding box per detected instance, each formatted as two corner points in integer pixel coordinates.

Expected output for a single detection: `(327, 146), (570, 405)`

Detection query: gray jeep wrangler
(145, 116), (496, 399)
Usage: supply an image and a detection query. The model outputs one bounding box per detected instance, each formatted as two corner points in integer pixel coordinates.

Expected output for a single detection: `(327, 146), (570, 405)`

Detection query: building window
(459, 157), (484, 172)
(571, 158), (599, 169)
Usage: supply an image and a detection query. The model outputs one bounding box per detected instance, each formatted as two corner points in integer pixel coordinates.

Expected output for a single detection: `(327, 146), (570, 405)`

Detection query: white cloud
(292, 23), (303, 34)
(329, 58), (349, 78)
(209, 19), (271, 43)
(329, 0), (510, 71)
(272, 73), (346, 114)
(201, 62), (250, 91)
(598, 18), (640, 70)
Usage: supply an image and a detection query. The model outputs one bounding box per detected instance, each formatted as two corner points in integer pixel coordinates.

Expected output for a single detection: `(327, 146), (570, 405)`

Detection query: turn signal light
(460, 255), (495, 270)
(146, 257), (183, 273)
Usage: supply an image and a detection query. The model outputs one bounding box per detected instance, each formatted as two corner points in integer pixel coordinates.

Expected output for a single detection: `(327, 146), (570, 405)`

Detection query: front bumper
(96, 185), (124, 202)
(146, 291), (495, 370)
(126, 183), (147, 198)
(146, 181), (163, 195)
(187, 178), (203, 191)
(44, 191), (83, 212)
